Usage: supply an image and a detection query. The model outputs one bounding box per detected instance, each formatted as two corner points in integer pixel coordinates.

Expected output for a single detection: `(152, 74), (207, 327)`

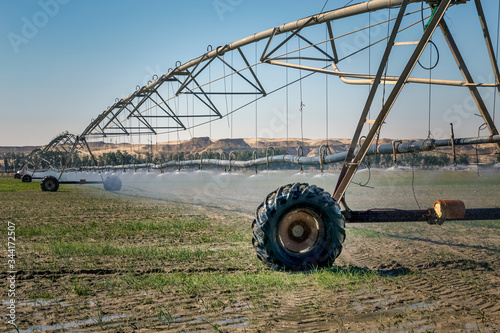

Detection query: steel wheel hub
(278, 208), (322, 253)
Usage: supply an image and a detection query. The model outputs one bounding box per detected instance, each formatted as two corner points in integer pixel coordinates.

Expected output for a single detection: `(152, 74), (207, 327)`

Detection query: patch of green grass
(0, 175), (86, 192)
(314, 266), (380, 291)
(72, 276), (91, 296)
(49, 241), (246, 263)
(28, 290), (53, 300)
(214, 225), (249, 242)
(17, 219), (177, 239)
(157, 305), (174, 328)
(16, 208), (248, 244)
(347, 227), (385, 239)
(117, 266), (380, 296)
(121, 270), (302, 295)
(110, 218), (221, 241)
(17, 224), (77, 237)
(167, 217), (211, 232)
(450, 220), (500, 229)
(0, 175), (41, 192)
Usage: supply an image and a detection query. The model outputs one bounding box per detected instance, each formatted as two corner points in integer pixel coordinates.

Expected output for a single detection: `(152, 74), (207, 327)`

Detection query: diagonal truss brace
(333, 0), (452, 203)
(176, 75), (223, 118)
(261, 17), (315, 62)
(144, 91), (187, 129)
(124, 101), (157, 134)
(334, 0), (411, 201)
(268, 32), (335, 63)
(474, 0), (500, 96)
(439, 17), (500, 150)
(238, 48), (267, 96)
(176, 46), (266, 97)
(326, 21), (339, 63)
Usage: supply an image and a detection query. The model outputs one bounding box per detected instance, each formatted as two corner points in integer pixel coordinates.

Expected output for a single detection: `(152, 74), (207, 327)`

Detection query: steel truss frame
(332, 0), (500, 203)
(25, 0), (499, 203)
(82, 0), (499, 139)
(20, 131), (93, 178)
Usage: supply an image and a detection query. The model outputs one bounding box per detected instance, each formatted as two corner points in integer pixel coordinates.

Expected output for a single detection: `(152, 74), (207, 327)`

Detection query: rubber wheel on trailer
(103, 175), (122, 191)
(14, 173), (21, 179)
(252, 182), (346, 271)
(40, 176), (59, 192)
(22, 174), (32, 183)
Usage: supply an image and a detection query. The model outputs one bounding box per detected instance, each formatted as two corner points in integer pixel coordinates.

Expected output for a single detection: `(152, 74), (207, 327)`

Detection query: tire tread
(252, 182), (345, 271)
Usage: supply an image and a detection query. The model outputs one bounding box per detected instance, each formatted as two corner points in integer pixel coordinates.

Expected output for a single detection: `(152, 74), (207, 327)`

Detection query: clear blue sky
(1, 0), (499, 146)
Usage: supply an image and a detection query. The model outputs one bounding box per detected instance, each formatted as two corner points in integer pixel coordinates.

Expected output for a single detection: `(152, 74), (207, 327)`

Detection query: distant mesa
(208, 138), (250, 152)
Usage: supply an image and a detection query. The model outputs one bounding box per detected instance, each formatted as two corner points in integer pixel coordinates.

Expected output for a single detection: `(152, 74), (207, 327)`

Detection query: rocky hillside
(1, 137), (499, 163)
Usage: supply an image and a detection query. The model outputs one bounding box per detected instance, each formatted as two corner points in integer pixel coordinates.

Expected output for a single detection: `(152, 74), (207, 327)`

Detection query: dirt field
(1, 173), (499, 332)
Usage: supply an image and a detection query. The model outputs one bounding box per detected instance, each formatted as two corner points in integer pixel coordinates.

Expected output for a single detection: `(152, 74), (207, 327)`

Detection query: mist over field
(34, 166), (500, 214)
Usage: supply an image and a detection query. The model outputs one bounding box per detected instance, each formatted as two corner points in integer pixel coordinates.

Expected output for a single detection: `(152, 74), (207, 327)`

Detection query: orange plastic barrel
(433, 200), (466, 220)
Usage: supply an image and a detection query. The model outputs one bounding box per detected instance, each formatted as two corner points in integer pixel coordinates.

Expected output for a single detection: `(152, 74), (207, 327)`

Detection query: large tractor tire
(14, 173), (21, 179)
(40, 176), (59, 192)
(252, 183), (345, 271)
(22, 174), (32, 183)
(104, 175), (122, 191)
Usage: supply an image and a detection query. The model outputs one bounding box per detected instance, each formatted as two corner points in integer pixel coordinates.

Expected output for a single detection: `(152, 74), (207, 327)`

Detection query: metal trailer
(24, 0), (500, 270)
(13, 131), (115, 191)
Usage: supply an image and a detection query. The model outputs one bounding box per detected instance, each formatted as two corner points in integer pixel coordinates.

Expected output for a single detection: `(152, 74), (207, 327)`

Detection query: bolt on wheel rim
(278, 208), (322, 253)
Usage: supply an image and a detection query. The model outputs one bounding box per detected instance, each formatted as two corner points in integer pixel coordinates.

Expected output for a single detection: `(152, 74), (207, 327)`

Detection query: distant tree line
(366, 153), (471, 169)
(2, 153), (25, 173)
(1, 149), (290, 172)
(94, 148), (296, 170)
(2, 149), (497, 173)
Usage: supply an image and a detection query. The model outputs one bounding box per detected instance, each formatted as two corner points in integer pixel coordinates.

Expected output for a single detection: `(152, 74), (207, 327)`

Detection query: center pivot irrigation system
(17, 0), (500, 270)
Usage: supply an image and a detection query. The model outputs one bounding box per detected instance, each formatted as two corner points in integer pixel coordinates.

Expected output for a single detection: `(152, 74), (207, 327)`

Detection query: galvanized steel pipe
(72, 134), (500, 172)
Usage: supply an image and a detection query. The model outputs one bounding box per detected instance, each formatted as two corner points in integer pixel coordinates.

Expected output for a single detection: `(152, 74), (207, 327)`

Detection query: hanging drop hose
(351, 160), (373, 188)
(352, 136), (373, 188)
(476, 123), (488, 176)
(418, 40), (440, 70)
(410, 152), (421, 209)
(419, 3), (440, 70)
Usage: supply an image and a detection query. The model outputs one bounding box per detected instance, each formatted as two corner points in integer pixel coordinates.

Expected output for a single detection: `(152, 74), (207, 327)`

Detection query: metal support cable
(255, 42), (258, 149)
(286, 32), (289, 148)
(298, 37), (305, 148)
(209, 60), (212, 138)
(224, 53), (230, 128)
(368, 11), (372, 128)
(495, 0), (500, 122)
(231, 51), (234, 139)
(320, 0), (329, 13)
(192, 83), (195, 138)
(427, 38), (433, 139)
(325, 25), (330, 146)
